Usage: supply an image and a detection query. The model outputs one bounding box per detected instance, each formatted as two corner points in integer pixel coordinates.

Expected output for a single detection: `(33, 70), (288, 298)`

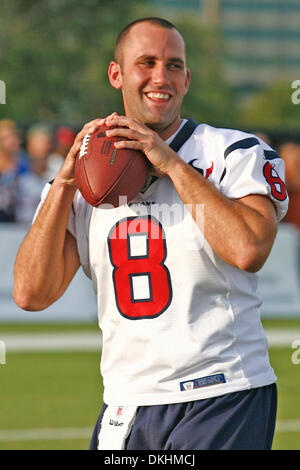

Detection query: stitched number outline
(108, 216), (172, 320)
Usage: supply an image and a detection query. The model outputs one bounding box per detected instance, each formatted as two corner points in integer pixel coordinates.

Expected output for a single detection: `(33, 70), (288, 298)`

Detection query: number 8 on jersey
(107, 216), (173, 320)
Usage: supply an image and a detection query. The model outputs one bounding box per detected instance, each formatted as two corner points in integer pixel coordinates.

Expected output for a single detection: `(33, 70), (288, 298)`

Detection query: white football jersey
(38, 120), (288, 406)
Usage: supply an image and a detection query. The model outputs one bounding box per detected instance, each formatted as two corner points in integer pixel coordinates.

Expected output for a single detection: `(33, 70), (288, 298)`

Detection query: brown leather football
(75, 125), (149, 207)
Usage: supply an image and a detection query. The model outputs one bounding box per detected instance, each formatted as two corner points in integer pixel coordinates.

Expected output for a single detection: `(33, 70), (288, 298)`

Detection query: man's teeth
(147, 92), (170, 100)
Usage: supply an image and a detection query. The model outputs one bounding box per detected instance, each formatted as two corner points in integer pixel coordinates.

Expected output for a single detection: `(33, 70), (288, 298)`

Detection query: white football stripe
(78, 133), (91, 159)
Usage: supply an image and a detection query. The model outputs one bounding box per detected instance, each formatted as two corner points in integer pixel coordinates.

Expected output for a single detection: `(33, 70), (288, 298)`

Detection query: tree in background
(239, 81), (300, 134)
(176, 15), (237, 127)
(0, 0), (237, 129)
(0, 0), (145, 124)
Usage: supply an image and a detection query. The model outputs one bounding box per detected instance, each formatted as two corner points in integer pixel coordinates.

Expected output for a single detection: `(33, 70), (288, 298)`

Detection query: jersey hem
(103, 372), (277, 406)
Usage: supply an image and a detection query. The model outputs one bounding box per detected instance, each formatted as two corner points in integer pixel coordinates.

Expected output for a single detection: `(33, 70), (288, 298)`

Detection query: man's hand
(57, 113), (119, 187)
(104, 115), (180, 176)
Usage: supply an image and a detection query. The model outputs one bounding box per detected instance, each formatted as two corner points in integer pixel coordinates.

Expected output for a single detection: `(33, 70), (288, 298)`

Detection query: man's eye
(141, 60), (155, 66)
(168, 63), (182, 70)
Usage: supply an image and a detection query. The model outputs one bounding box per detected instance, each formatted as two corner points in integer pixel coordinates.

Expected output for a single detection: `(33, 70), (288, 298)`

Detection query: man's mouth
(145, 92), (171, 101)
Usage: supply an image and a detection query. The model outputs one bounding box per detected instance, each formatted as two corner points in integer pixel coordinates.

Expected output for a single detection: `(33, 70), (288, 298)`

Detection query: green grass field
(0, 320), (300, 450)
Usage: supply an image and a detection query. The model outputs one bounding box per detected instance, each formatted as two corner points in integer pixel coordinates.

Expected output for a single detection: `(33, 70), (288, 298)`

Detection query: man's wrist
(163, 151), (186, 178)
(51, 174), (78, 201)
(53, 173), (77, 190)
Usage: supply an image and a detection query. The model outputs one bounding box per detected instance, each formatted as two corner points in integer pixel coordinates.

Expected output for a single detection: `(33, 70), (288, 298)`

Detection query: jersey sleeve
(219, 136), (289, 221)
(32, 182), (51, 223)
(68, 190), (93, 279)
(32, 181), (77, 236)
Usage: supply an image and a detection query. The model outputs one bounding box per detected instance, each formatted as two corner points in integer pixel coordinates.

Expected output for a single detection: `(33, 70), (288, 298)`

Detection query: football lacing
(78, 133), (91, 159)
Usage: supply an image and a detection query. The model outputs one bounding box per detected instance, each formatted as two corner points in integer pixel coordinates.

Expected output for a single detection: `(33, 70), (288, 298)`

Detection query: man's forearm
(13, 178), (79, 310)
(167, 156), (277, 272)
(13, 117), (113, 310)
(103, 114), (278, 273)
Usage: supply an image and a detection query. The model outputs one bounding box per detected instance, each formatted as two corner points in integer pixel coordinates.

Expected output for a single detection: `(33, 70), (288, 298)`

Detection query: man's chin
(144, 115), (174, 131)
(147, 116), (180, 138)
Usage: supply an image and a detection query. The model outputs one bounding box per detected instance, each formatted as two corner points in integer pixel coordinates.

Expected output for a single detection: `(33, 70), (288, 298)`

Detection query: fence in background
(0, 222), (299, 323)
(0, 223), (97, 323)
(257, 222), (300, 317)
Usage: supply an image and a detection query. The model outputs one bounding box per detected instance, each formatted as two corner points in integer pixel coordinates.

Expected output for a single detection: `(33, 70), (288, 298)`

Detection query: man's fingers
(105, 115), (142, 131)
(68, 113), (120, 161)
(78, 113), (120, 142)
(74, 119), (102, 147)
(106, 127), (143, 141)
(114, 139), (144, 150)
(71, 140), (83, 155)
(67, 125), (96, 161)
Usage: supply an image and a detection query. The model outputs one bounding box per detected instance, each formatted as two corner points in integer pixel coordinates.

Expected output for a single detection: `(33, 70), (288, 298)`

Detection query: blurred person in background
(279, 141), (300, 231)
(26, 124), (53, 179)
(0, 119), (29, 222)
(15, 124), (53, 225)
(47, 125), (76, 180)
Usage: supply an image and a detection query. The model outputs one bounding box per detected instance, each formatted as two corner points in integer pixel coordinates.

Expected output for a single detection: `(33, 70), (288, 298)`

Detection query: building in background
(152, 0), (300, 97)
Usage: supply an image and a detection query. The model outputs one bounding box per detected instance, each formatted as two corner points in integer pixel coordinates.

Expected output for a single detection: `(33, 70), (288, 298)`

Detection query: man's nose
(151, 63), (169, 85)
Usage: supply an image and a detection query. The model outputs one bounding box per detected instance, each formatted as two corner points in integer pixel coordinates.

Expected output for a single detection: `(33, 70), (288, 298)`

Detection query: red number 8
(263, 162), (287, 201)
(108, 216), (173, 320)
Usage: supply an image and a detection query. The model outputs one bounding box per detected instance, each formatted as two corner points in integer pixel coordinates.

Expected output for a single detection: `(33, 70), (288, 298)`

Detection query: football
(75, 125), (149, 207)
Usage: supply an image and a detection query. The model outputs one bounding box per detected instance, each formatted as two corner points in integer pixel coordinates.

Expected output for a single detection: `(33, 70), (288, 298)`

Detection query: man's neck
(147, 117), (183, 141)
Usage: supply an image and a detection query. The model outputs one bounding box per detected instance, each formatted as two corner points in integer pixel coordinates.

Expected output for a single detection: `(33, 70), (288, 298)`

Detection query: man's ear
(184, 69), (191, 96)
(108, 61), (123, 90)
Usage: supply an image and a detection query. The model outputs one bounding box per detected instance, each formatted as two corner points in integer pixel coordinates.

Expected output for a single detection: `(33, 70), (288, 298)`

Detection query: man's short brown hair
(114, 17), (185, 66)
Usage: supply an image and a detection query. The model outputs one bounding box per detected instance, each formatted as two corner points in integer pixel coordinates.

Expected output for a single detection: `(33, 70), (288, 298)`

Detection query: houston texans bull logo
(188, 159), (214, 179)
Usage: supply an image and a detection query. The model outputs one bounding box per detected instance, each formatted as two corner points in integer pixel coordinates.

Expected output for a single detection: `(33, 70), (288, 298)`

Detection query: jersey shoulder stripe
(218, 136), (282, 184)
(224, 137), (260, 159)
(169, 118), (197, 152)
(263, 150), (281, 160)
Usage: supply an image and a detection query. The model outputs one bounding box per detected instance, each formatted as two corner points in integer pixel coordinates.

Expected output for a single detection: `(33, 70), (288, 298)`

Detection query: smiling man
(13, 17), (288, 450)
(109, 19), (190, 138)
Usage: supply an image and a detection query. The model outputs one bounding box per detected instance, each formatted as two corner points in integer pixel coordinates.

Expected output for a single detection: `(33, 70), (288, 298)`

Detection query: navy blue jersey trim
(220, 136), (264, 184)
(219, 168), (227, 184)
(169, 118), (197, 152)
(220, 137), (281, 184)
(264, 150), (281, 160)
(224, 137), (260, 159)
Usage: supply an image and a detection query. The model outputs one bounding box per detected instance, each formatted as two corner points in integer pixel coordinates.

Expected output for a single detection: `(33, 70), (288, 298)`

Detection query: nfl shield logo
(183, 381), (194, 391)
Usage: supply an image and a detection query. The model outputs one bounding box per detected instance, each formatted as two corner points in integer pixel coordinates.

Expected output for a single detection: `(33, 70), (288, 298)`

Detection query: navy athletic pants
(89, 383), (277, 450)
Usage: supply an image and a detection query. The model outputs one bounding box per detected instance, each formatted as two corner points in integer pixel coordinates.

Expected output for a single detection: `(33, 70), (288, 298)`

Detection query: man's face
(110, 22), (190, 138)
(0, 128), (20, 154)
